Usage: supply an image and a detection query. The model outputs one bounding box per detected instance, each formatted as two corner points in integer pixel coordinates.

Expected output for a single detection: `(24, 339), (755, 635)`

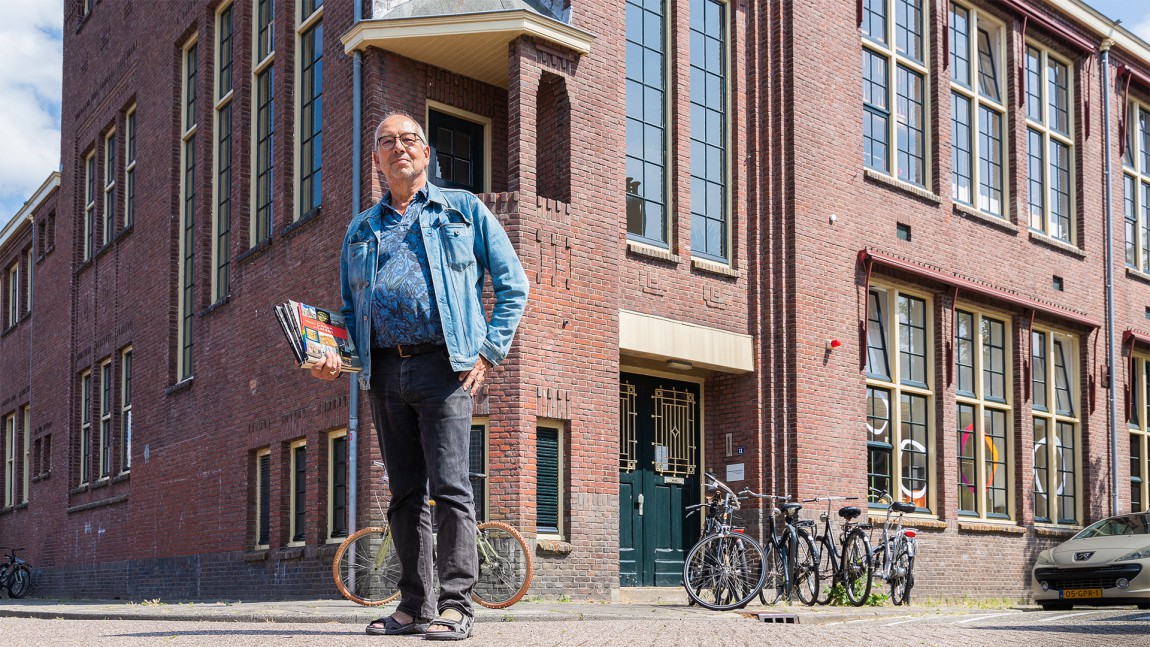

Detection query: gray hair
(377, 111), (427, 143)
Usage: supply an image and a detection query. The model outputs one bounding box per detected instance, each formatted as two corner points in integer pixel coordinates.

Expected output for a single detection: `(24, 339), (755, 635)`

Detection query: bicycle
(805, 495), (872, 606)
(0, 547), (32, 599)
(332, 464), (533, 609)
(741, 489), (819, 606)
(681, 473), (768, 611)
(867, 488), (918, 605)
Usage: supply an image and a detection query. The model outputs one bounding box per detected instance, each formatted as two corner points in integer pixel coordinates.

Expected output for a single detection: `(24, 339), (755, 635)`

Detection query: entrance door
(619, 373), (701, 586)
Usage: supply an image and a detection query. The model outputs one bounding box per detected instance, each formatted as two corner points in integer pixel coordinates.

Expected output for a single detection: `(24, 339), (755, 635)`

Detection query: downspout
(349, 0), (364, 537)
(1100, 39), (1118, 517)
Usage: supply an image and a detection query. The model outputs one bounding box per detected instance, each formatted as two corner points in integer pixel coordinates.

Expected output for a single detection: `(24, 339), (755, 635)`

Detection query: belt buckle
(397, 344), (411, 358)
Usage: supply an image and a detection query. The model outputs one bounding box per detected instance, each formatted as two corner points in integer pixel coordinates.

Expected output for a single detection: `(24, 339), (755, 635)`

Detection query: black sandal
(365, 613), (429, 636)
(423, 609), (473, 641)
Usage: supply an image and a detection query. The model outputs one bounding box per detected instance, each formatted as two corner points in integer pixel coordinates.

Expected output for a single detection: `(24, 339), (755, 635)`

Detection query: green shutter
(470, 425), (485, 521)
(537, 427), (560, 534)
(258, 454), (270, 545)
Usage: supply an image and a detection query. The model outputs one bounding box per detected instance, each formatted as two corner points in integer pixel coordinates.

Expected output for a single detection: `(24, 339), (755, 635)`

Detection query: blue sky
(2, 0), (1150, 223)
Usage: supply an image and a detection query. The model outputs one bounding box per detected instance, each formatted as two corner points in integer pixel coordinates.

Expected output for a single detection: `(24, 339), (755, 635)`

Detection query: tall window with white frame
(255, 448), (271, 547)
(1122, 100), (1150, 272)
(955, 309), (1012, 520)
(79, 370), (92, 485)
(861, 0), (928, 186)
(625, 0), (668, 247)
(84, 151), (95, 261)
(103, 128), (116, 244)
(178, 40), (198, 382)
(290, 440), (306, 543)
(3, 414), (13, 508)
(327, 429), (347, 541)
(22, 405), (29, 504)
(24, 249), (32, 316)
(1025, 45), (1074, 243)
(252, 0), (276, 244)
(865, 286), (932, 510)
(214, 3), (234, 303)
(99, 359), (112, 479)
(297, 0), (323, 221)
(949, 3), (1005, 216)
(5, 262), (16, 328)
(1032, 328), (1080, 524)
(120, 347), (132, 473)
(125, 106), (136, 228)
(1129, 355), (1150, 512)
(689, 0), (727, 262)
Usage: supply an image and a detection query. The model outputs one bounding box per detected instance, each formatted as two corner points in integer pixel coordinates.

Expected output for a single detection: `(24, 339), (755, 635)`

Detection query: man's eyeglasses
(376, 132), (424, 151)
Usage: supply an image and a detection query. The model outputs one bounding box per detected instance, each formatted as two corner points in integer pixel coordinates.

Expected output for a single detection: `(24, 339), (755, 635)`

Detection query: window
(6, 262), (16, 328)
(1123, 101), (1150, 272)
(81, 0), (91, 19)
(1026, 45), (1074, 243)
(429, 109), (485, 195)
(862, 0), (928, 186)
(625, 0), (668, 246)
(949, 3), (1004, 215)
(178, 40), (198, 381)
(955, 310), (1011, 519)
(22, 405), (30, 504)
(80, 370), (92, 485)
(255, 448), (271, 547)
(41, 434), (51, 478)
(689, 0), (728, 262)
(1032, 329), (1080, 524)
(470, 422), (487, 521)
(297, 0), (323, 220)
(327, 429), (347, 541)
(866, 286), (932, 511)
(289, 440), (306, 543)
(3, 414), (13, 507)
(99, 359), (112, 479)
(214, 5), (233, 302)
(536, 423), (564, 536)
(252, 0), (276, 244)
(103, 128), (116, 245)
(24, 250), (32, 316)
(1128, 356), (1150, 512)
(125, 106), (136, 227)
(84, 151), (95, 260)
(120, 347), (132, 472)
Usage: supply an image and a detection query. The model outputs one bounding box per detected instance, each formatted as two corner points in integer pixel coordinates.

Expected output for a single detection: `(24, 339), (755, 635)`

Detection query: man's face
(373, 116), (431, 188)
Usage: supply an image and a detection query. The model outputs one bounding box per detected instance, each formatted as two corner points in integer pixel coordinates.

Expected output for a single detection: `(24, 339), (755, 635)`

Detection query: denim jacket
(340, 182), (529, 389)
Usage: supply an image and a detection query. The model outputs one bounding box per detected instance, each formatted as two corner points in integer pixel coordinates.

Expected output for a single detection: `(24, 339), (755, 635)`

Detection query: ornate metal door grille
(652, 386), (696, 477)
(620, 381), (638, 472)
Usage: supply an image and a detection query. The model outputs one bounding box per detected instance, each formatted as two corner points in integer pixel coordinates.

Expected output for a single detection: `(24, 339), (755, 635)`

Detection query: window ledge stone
(627, 240), (679, 264)
(1126, 266), (1150, 285)
(1028, 230), (1084, 257)
(952, 202), (1017, 233)
(536, 538), (573, 555)
(691, 257), (741, 278)
(66, 493), (129, 514)
(863, 168), (942, 204)
(957, 520), (1026, 534)
(276, 546), (305, 560)
(1034, 524), (1080, 537)
(166, 376), (194, 396)
(244, 550), (269, 562)
(899, 517), (949, 530)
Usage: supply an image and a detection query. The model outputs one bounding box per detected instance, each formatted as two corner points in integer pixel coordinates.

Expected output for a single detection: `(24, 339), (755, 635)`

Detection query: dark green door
(619, 373), (700, 586)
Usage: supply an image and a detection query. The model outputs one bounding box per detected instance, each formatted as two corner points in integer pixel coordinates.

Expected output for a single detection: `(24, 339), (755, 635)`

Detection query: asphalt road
(3, 608), (1149, 646)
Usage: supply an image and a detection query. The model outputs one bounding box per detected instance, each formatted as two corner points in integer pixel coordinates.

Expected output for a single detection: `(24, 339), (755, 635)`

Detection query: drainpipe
(348, 1), (364, 537)
(1100, 38), (1118, 517)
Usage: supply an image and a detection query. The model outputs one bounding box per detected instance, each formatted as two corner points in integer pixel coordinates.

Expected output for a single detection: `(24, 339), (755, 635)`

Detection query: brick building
(4, 0), (1150, 602)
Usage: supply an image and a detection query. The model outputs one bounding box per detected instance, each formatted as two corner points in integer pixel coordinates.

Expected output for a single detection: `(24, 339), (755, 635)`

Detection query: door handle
(637, 493), (644, 516)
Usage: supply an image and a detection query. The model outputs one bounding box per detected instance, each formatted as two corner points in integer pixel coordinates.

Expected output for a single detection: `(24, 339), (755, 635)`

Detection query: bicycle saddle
(891, 502), (916, 514)
(781, 503), (803, 514)
(838, 506), (862, 520)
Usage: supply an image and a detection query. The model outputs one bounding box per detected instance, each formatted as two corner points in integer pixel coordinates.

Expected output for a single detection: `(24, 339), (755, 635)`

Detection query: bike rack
(755, 612), (800, 624)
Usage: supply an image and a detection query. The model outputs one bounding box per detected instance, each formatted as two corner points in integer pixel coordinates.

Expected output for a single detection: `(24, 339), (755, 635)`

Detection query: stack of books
(274, 301), (363, 373)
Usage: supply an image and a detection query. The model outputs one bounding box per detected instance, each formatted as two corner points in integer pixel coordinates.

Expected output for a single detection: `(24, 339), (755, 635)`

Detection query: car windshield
(1073, 514), (1150, 539)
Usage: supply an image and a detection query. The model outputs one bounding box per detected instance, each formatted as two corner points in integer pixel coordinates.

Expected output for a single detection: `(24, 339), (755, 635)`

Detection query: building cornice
(1, 171), (60, 251)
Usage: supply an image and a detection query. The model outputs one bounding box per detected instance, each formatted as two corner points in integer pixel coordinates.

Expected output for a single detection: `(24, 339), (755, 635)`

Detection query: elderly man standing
(312, 112), (528, 640)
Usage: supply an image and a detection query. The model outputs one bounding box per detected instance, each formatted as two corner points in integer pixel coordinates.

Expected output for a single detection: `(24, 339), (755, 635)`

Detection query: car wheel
(1040, 602), (1071, 611)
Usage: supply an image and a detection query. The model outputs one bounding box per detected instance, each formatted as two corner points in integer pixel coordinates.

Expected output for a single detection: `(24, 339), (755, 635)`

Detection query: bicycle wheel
(814, 535), (835, 605)
(793, 529), (820, 606)
(473, 521), (533, 609)
(332, 526), (402, 606)
(841, 529), (872, 607)
(7, 565), (31, 599)
(890, 542), (912, 606)
(682, 533), (767, 611)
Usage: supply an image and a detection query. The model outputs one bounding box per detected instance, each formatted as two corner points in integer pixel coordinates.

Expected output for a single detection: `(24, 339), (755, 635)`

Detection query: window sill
(66, 492), (129, 514)
(1126, 266), (1150, 285)
(277, 546), (305, 560)
(1028, 230), (1084, 257)
(203, 296), (231, 317)
(166, 376), (194, 396)
(626, 240), (679, 264)
(863, 168), (942, 204)
(0, 325), (14, 338)
(112, 471), (130, 484)
(1034, 524), (1080, 538)
(952, 202), (1017, 234)
(237, 237), (274, 264)
(691, 257), (740, 279)
(244, 549), (270, 562)
(957, 520), (1026, 534)
(897, 516), (949, 530)
(282, 206), (322, 239)
(536, 537), (572, 555)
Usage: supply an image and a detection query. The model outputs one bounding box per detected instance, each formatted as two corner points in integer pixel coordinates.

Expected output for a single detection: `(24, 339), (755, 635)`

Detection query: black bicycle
(741, 489), (819, 606)
(0, 547), (31, 599)
(805, 496), (872, 606)
(682, 473), (768, 610)
(867, 488), (918, 605)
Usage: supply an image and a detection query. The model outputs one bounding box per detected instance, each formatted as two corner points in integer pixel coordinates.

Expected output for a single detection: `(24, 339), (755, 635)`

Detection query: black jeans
(368, 348), (476, 620)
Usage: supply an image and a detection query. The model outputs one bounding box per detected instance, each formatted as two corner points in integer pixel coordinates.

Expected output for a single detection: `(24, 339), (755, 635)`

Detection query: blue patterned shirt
(370, 187), (445, 348)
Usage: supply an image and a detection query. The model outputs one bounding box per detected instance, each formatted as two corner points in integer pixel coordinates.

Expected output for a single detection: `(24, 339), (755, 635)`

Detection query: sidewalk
(0, 596), (1013, 626)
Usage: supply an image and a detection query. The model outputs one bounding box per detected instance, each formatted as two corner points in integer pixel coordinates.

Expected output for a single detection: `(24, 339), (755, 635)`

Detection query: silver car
(1032, 513), (1150, 610)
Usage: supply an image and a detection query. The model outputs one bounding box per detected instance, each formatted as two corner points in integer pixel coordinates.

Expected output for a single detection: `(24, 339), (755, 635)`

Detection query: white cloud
(0, 0), (62, 220)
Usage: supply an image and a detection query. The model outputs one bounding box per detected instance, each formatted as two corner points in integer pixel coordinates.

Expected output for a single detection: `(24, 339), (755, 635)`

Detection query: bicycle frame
(868, 489), (918, 585)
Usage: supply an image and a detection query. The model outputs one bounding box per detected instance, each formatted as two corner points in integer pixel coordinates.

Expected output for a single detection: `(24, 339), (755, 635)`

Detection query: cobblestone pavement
(2, 601), (1148, 646)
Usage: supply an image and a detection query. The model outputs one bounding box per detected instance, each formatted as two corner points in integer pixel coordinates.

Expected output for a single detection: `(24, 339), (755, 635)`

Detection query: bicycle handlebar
(802, 496), (858, 502)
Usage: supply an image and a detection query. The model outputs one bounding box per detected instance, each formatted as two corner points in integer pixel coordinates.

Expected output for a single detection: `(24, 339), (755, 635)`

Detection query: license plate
(1061, 588), (1102, 599)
